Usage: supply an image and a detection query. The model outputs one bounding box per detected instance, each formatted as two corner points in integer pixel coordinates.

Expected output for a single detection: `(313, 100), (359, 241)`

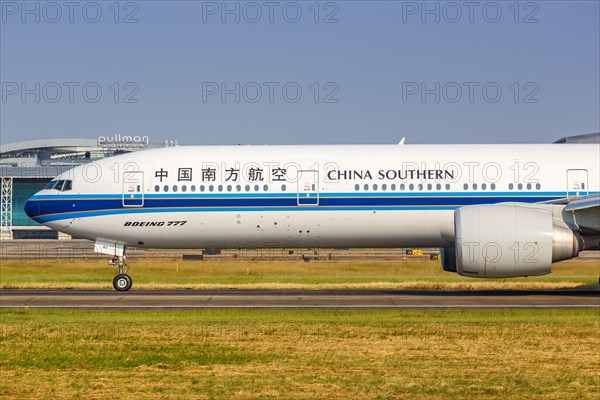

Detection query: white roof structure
(0, 138), (99, 154)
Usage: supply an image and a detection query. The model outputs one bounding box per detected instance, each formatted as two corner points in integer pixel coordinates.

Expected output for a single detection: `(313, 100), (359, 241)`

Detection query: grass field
(1, 309), (598, 399)
(1, 258), (598, 290)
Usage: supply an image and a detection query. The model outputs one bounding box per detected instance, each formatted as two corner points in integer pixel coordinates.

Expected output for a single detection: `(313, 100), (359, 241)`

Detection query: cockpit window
(54, 180), (65, 191)
(45, 180), (72, 191)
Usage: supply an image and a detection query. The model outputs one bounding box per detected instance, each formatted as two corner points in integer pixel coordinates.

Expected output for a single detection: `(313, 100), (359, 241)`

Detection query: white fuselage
(25, 144), (600, 249)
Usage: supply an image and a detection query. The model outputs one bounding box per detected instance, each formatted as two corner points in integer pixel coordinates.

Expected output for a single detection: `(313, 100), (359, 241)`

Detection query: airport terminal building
(0, 137), (176, 239)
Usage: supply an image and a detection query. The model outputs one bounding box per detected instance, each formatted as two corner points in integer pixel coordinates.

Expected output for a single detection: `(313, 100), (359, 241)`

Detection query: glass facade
(12, 179), (51, 226)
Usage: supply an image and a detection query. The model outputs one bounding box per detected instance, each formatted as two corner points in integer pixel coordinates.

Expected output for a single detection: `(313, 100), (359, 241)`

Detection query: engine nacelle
(448, 204), (580, 278)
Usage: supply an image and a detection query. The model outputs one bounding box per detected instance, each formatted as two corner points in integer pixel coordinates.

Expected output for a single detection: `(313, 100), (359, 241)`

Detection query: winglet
(398, 137), (406, 145)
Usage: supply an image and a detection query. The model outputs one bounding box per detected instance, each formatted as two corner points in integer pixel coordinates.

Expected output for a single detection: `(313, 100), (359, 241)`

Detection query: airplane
(24, 134), (600, 291)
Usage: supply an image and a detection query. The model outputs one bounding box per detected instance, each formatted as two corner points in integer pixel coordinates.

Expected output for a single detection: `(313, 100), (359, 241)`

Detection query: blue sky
(1, 0), (598, 145)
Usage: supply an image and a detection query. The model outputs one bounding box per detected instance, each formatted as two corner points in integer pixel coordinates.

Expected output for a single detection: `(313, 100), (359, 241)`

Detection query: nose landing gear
(113, 273), (132, 291)
(94, 240), (132, 291)
(110, 256), (132, 291)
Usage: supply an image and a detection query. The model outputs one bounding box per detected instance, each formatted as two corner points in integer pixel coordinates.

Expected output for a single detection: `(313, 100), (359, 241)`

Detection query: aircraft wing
(564, 194), (600, 212)
(563, 194), (600, 234)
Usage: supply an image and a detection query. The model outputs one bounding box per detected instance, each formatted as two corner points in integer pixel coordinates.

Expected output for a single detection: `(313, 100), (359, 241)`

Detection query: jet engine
(441, 204), (580, 278)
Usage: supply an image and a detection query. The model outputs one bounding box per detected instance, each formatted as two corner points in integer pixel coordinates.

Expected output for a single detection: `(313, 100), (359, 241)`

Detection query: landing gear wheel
(113, 274), (132, 291)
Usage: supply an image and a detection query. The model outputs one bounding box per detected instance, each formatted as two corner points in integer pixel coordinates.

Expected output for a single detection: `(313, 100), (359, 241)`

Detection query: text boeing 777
(24, 137), (600, 291)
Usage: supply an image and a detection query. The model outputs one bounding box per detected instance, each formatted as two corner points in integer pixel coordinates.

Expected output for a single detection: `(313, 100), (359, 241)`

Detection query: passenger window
(355, 184), (360, 191)
(245, 185), (251, 192)
(391, 184), (396, 191)
(364, 184), (369, 191)
(191, 185), (196, 192)
(517, 183), (523, 190)
(509, 183), (514, 190)
(281, 184), (287, 191)
(164, 185), (169, 192)
(218, 185), (223, 192)
(491, 183), (496, 190)
(436, 183), (441, 190)
(173, 185), (178, 192)
(463, 183), (468, 190)
(409, 184), (414, 191)
(427, 184), (432, 190)
(182, 185), (187, 192)
(400, 184), (405, 191)
(481, 183), (487, 190)
(472, 183), (477, 190)
(526, 183), (532, 190)
(200, 185), (205, 192)
(445, 183), (450, 190)
(536, 183), (541, 190)
(155, 185), (160, 192)
(227, 185), (232, 192)
(382, 184), (387, 191)
(373, 184), (378, 191)
(254, 185), (259, 191)
(236, 185), (242, 192)
(418, 184), (423, 190)
(209, 185), (214, 192)
(263, 185), (268, 191)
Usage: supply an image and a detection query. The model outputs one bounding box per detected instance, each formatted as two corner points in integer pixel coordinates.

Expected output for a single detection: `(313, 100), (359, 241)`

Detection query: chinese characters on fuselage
(155, 165), (287, 183)
(153, 166), (456, 183)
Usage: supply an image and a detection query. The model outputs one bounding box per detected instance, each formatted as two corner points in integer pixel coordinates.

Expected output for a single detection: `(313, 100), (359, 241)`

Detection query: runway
(1, 289), (598, 310)
(3, 239), (598, 261)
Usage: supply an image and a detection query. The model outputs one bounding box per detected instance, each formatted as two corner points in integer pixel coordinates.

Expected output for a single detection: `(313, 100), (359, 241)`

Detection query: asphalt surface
(1, 289), (598, 310)
(3, 239), (598, 261)
(0, 239), (439, 261)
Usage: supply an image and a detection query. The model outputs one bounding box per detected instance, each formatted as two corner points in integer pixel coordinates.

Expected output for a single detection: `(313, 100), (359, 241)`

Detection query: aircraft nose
(24, 197), (40, 219)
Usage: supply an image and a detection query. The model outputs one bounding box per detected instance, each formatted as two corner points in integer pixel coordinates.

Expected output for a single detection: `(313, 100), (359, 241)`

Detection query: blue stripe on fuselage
(29, 191), (571, 200)
(25, 191), (573, 223)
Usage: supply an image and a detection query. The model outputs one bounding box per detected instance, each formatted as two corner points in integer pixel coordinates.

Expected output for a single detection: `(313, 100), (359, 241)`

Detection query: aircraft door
(566, 169), (588, 198)
(297, 170), (319, 206)
(122, 171), (144, 207)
